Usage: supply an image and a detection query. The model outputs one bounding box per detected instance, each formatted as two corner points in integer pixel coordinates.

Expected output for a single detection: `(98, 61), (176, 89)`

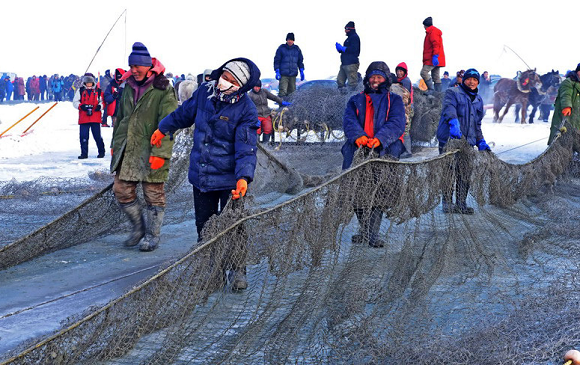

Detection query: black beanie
(423, 17), (433, 27)
(286, 32), (295, 41)
(576, 63), (580, 72)
(345, 21), (355, 29)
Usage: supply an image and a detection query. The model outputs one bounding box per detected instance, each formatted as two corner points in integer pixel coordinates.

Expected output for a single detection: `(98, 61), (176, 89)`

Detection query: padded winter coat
(248, 88), (284, 118)
(340, 30), (361, 66)
(549, 73), (580, 144)
(274, 43), (304, 77)
(110, 64), (177, 183)
(437, 86), (484, 147)
(342, 90), (407, 169)
(423, 26), (446, 67)
(158, 57), (261, 193)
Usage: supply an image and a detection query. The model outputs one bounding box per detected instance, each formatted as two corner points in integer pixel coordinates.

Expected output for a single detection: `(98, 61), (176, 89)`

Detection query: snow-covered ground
(0, 101), (553, 183)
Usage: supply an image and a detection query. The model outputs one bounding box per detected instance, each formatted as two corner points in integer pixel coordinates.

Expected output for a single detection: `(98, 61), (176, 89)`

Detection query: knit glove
(367, 138), (381, 149)
(355, 135), (369, 147)
(150, 129), (165, 148)
(231, 179), (248, 200)
(149, 156), (165, 169)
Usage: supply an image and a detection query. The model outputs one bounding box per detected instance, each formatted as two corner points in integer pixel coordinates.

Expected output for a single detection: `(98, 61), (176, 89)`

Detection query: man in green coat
(110, 42), (178, 252)
(549, 63), (580, 145)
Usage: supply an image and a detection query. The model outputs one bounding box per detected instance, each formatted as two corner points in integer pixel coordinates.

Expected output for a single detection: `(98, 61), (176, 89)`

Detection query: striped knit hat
(128, 42), (152, 66)
(223, 61), (250, 87)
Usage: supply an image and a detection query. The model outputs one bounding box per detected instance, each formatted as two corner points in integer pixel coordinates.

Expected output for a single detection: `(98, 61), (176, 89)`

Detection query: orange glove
(367, 138), (381, 148)
(355, 135), (369, 147)
(149, 156), (165, 169)
(231, 179), (248, 200)
(150, 129), (165, 148)
(562, 107), (572, 117)
(110, 148), (113, 156)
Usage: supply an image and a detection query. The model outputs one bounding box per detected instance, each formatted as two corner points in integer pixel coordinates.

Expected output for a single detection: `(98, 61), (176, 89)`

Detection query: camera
(86, 106), (93, 116)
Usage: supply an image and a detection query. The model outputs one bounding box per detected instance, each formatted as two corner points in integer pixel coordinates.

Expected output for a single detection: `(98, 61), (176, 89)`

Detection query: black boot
(139, 205), (165, 252)
(120, 200), (145, 247)
(425, 79), (434, 91)
(262, 133), (271, 144)
(434, 83), (442, 92)
(456, 179), (474, 215)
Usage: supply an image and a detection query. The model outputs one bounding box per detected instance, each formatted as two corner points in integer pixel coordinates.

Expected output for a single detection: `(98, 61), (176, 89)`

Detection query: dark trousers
(79, 123), (105, 157)
(439, 145), (472, 205)
(193, 186), (231, 241)
(54, 91), (62, 101)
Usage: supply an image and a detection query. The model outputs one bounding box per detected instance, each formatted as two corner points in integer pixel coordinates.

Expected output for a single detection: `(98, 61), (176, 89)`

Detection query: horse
(493, 69), (542, 124)
(514, 70), (560, 123)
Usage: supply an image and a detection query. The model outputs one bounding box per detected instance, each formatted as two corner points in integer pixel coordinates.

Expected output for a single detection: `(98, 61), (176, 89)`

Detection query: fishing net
(2, 86), (580, 364)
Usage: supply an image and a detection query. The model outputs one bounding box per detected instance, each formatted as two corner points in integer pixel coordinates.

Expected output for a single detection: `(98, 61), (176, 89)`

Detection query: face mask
(217, 77), (240, 95)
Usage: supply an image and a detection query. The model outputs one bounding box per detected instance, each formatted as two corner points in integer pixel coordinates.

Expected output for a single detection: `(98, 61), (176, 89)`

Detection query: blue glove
(299, 68), (305, 81)
(281, 101), (291, 107)
(275, 69), (281, 80)
(448, 118), (462, 139)
(432, 54), (439, 67)
(477, 139), (491, 151)
(335, 42), (346, 53)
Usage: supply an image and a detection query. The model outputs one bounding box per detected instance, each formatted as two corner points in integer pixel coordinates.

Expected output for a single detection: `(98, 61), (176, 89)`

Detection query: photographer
(73, 73), (105, 159)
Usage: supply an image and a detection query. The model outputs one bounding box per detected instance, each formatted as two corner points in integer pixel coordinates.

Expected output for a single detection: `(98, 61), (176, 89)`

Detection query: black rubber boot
(425, 79), (434, 91)
(120, 200), (145, 247)
(139, 205), (165, 252)
(367, 208), (385, 248)
(262, 133), (271, 144)
(456, 180), (474, 215)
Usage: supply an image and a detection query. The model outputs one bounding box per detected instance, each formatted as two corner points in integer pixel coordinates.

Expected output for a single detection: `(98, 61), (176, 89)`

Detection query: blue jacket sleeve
(343, 96), (366, 142)
(440, 89), (459, 124)
(475, 96), (485, 142)
(104, 84), (115, 104)
(158, 89), (199, 134)
(273, 46), (282, 71)
(374, 93), (406, 147)
(297, 47), (305, 71)
(234, 99), (259, 182)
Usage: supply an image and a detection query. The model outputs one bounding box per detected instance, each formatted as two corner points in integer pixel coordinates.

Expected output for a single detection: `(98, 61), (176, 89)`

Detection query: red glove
(355, 135), (368, 147)
(231, 179), (248, 200)
(110, 148), (113, 156)
(562, 107), (572, 117)
(150, 129), (165, 148)
(367, 138), (381, 148)
(149, 156), (165, 169)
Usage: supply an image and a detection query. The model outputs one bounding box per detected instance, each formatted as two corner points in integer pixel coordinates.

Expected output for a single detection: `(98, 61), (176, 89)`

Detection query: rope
(84, 9), (127, 75)
(496, 136), (549, 155)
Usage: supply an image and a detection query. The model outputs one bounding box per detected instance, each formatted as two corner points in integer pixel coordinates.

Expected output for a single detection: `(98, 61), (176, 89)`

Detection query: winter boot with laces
(120, 200), (146, 247)
(139, 205), (165, 252)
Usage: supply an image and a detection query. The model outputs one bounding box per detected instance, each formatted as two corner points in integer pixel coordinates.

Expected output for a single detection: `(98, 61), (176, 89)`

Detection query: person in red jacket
(421, 16), (446, 92)
(73, 74), (105, 159)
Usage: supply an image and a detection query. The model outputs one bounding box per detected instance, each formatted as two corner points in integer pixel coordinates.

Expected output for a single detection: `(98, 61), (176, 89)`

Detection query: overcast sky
(2, 0), (577, 81)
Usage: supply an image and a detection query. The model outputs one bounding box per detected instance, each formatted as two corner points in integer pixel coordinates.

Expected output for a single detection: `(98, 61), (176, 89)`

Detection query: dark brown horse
(493, 69), (542, 123)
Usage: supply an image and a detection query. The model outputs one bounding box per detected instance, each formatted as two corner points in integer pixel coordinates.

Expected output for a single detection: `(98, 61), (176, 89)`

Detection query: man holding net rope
(436, 68), (490, 214)
(152, 58), (261, 290)
(341, 61), (406, 247)
(548, 63), (580, 145)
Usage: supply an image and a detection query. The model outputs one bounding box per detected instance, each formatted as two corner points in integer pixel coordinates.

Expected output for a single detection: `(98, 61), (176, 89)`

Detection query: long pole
(503, 45), (532, 70)
(21, 102), (58, 135)
(84, 9), (127, 75)
(0, 107), (39, 137)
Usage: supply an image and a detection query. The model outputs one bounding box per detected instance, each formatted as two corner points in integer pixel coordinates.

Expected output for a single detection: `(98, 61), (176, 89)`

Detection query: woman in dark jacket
(154, 58), (261, 290)
(342, 61), (406, 248)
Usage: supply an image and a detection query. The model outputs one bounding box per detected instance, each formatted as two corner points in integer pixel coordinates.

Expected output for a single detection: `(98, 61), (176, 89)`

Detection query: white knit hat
(223, 61), (250, 86)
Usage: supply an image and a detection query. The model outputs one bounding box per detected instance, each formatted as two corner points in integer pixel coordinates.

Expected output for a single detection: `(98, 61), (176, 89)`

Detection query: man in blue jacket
(336, 21), (361, 93)
(437, 68), (490, 214)
(274, 32), (305, 97)
(152, 58), (261, 290)
(342, 61), (406, 247)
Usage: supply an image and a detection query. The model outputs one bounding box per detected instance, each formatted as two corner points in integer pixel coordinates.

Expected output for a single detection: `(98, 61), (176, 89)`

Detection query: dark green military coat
(111, 73), (178, 182)
(549, 74), (580, 144)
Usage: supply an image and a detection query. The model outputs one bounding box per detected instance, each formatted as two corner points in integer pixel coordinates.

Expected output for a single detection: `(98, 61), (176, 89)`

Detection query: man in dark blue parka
(274, 32), (305, 97)
(152, 58), (261, 290)
(342, 61), (406, 247)
(336, 21), (361, 92)
(437, 68), (490, 214)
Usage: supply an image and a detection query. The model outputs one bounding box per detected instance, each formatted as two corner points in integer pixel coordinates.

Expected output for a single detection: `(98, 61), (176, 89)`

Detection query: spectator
(154, 58), (261, 290)
(103, 68), (125, 127)
(274, 32), (305, 97)
(335, 21), (361, 93)
(39, 75), (48, 101)
(342, 61), (406, 247)
(248, 80), (290, 144)
(436, 68), (489, 214)
(420, 17), (446, 92)
(110, 42), (178, 252)
(450, 70), (465, 88)
(4, 76), (13, 101)
(52, 74), (64, 101)
(0, 77), (5, 102)
(441, 71), (451, 91)
(548, 63), (580, 144)
(394, 62), (414, 158)
(479, 71), (492, 103)
(100, 70), (114, 126)
(72, 73), (106, 159)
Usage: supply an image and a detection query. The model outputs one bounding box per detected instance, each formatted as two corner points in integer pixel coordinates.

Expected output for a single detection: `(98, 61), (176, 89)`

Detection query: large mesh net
(2, 88), (580, 364)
